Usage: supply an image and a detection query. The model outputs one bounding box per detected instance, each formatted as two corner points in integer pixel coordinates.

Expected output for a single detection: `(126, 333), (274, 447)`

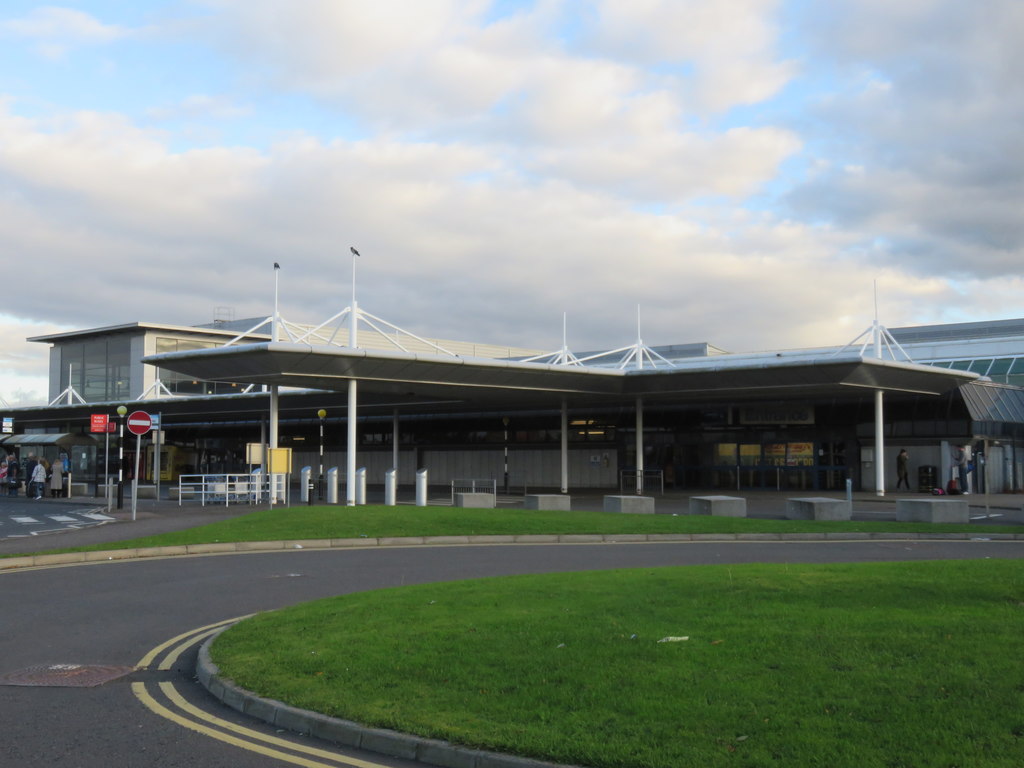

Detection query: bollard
(300, 467), (312, 503)
(384, 468), (397, 506)
(326, 467), (339, 504)
(416, 468), (428, 507)
(846, 478), (853, 504)
(355, 467), (367, 505)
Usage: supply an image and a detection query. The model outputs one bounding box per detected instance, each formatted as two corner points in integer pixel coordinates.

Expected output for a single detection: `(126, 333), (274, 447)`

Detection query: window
(58, 337), (132, 402)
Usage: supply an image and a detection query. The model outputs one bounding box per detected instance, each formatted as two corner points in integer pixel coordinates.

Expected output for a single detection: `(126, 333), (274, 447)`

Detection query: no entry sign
(126, 411), (153, 436)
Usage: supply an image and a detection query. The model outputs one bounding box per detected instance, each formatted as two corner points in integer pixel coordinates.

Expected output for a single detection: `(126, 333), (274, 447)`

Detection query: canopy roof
(143, 341), (979, 409)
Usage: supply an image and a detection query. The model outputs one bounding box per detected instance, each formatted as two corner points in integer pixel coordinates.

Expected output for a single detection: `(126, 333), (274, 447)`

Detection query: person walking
(896, 449), (910, 491)
(30, 459), (47, 500)
(49, 457), (64, 498)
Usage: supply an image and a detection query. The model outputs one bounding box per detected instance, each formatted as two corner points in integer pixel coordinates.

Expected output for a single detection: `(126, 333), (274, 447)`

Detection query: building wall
(290, 447), (620, 489)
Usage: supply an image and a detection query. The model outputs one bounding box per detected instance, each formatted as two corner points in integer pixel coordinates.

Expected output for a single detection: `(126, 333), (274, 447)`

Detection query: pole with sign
(127, 411), (152, 521)
(91, 414), (111, 509)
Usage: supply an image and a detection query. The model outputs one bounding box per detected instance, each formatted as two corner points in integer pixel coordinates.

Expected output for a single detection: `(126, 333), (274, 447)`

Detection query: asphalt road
(3, 538), (1024, 767)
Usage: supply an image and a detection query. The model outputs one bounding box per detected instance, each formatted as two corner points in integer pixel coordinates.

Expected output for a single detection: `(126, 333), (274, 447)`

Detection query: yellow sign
(268, 447), (293, 474)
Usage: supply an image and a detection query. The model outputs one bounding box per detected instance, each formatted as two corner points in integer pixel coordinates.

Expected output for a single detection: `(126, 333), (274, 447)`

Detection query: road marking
(80, 512), (116, 521)
(133, 620), (391, 767)
(136, 615), (253, 669)
(159, 682), (384, 768)
(47, 515), (79, 523)
(12, 516), (41, 524)
(133, 682), (349, 768)
(157, 626), (223, 671)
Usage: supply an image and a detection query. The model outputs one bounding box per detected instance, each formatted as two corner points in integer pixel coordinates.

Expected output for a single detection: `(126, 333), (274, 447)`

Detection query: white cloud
(146, 94), (252, 123)
(787, 0), (1024, 277)
(0, 97), (962, 359)
(587, 0), (797, 112)
(1, 6), (129, 58)
(0, 316), (70, 407)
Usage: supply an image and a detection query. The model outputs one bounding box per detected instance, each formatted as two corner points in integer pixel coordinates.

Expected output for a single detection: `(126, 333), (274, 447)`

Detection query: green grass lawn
(14, 504), (1024, 557)
(212, 560), (1024, 768)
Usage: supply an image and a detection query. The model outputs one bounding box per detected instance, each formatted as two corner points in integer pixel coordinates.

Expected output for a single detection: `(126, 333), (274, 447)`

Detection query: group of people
(894, 445), (975, 494)
(0, 454), (66, 499)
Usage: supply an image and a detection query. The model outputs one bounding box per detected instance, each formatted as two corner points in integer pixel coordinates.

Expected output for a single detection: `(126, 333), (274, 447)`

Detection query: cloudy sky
(2, 1), (1023, 405)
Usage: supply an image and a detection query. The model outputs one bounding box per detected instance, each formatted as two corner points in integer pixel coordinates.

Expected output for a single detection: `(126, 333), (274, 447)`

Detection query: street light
(116, 405), (127, 509)
(317, 409), (327, 500)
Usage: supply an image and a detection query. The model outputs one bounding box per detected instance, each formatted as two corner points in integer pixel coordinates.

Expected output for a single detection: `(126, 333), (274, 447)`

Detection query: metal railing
(177, 473), (270, 506)
(618, 469), (665, 495)
(451, 478), (497, 503)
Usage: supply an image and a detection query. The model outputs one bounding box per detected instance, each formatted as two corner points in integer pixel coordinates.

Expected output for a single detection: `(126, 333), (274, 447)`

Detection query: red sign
(90, 414), (109, 433)
(126, 411), (153, 436)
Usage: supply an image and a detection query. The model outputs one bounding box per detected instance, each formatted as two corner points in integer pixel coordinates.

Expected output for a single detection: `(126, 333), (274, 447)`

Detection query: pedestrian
(951, 445), (968, 495)
(962, 443), (973, 494)
(24, 455), (38, 498)
(31, 458), (47, 500)
(49, 457), (64, 498)
(896, 449), (910, 490)
(6, 455), (19, 496)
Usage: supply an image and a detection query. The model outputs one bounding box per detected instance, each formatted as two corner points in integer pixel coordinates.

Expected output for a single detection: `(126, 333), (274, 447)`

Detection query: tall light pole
(317, 408), (326, 500)
(116, 405), (127, 509)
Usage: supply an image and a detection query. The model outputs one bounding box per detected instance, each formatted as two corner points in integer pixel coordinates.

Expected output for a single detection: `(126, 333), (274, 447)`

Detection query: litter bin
(917, 465), (937, 492)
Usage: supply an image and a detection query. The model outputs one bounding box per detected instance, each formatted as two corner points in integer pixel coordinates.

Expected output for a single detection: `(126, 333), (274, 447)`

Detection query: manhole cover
(0, 664), (137, 688)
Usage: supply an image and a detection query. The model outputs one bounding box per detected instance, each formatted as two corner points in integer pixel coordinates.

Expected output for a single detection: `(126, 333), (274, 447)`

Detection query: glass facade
(155, 337), (245, 395)
(926, 357), (1024, 386)
(58, 337), (132, 402)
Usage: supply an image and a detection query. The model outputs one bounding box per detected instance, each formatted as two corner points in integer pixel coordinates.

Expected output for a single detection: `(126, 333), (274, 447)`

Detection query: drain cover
(0, 664), (136, 688)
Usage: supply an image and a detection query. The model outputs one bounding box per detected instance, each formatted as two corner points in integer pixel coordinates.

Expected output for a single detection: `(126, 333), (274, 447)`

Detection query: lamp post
(116, 405), (127, 509)
(317, 409), (326, 500)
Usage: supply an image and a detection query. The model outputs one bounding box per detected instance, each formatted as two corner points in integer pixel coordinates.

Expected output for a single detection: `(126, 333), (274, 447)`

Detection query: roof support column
(560, 397), (568, 494)
(875, 389), (885, 497)
(636, 396), (644, 495)
(393, 408), (400, 472)
(347, 378), (358, 506)
(269, 384), (280, 506)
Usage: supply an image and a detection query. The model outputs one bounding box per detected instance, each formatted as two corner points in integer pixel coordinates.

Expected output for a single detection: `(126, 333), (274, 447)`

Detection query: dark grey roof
(959, 381), (1024, 424)
(143, 341), (978, 409)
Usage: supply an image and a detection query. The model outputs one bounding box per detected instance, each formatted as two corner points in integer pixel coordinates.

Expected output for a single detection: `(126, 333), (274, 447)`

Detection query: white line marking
(80, 512), (116, 521)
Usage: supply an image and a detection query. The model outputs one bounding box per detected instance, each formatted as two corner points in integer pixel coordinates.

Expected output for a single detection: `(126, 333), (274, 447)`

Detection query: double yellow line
(132, 618), (385, 768)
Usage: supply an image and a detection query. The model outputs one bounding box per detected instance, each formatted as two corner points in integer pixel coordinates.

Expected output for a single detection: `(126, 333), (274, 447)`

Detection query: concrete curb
(2, 531), (1022, 571)
(196, 636), (580, 768)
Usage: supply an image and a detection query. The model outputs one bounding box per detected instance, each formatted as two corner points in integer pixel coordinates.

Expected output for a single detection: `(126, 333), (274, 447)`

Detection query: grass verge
(212, 560), (1024, 768)
(11, 504), (1024, 557)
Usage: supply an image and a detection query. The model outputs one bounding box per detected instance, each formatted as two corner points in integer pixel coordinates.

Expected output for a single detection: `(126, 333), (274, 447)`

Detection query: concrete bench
(524, 494), (571, 511)
(604, 495), (655, 514)
(69, 482), (90, 497)
(688, 495), (747, 517)
(455, 492), (496, 509)
(786, 497), (852, 521)
(896, 498), (969, 524)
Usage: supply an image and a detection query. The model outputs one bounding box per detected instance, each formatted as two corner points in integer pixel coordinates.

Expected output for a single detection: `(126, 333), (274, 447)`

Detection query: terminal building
(5, 310), (1024, 498)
